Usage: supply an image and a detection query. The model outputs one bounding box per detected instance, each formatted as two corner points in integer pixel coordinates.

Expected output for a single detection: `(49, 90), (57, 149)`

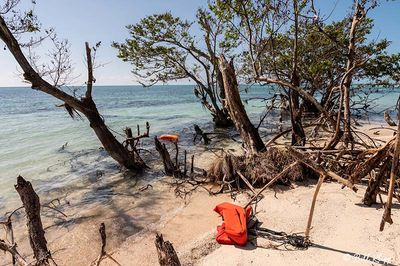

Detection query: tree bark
(342, 2), (361, 147)
(84, 104), (145, 170)
(0, 240), (29, 266)
(0, 16), (144, 171)
(14, 176), (51, 265)
(155, 137), (176, 176)
(219, 56), (266, 154)
(289, 0), (306, 146)
(155, 234), (181, 266)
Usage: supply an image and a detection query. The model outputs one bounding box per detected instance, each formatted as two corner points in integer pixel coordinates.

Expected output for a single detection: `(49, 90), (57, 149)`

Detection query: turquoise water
(0, 85), (272, 209)
(0, 85), (398, 209)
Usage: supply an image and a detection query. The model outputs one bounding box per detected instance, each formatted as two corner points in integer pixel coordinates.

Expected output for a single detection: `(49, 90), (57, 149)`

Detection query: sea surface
(0, 85), (398, 210)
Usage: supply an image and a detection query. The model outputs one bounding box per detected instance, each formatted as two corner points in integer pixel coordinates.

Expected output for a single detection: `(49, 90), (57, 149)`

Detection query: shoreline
(1, 121), (399, 265)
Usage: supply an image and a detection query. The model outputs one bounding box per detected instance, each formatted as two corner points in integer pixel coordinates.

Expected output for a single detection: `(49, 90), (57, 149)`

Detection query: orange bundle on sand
(214, 202), (252, 246)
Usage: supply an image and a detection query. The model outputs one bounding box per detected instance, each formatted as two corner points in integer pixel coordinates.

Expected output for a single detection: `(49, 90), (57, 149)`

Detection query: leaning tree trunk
(218, 56), (265, 154)
(0, 16), (144, 171)
(215, 67), (233, 128)
(83, 99), (145, 170)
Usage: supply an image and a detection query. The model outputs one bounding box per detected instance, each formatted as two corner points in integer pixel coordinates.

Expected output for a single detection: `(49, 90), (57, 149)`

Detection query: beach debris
(0, 239), (28, 266)
(155, 234), (181, 266)
(208, 148), (315, 190)
(58, 141), (68, 151)
(123, 122), (151, 169)
(159, 134), (179, 143)
(214, 202), (252, 246)
(155, 136), (195, 179)
(14, 175), (56, 266)
(155, 136), (178, 177)
(0, 206), (24, 266)
(249, 225), (310, 250)
(193, 124), (211, 145)
(384, 111), (397, 127)
(380, 99), (400, 231)
(92, 223), (121, 266)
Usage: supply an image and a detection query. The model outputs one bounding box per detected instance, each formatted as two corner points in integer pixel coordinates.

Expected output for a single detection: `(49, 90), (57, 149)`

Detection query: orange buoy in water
(159, 134), (179, 143)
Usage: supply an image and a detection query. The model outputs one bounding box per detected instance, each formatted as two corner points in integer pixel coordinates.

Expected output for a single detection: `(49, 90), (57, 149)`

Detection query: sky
(0, 0), (399, 87)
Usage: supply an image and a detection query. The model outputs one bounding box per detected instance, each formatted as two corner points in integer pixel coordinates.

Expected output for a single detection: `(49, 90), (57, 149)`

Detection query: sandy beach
(1, 121), (399, 266)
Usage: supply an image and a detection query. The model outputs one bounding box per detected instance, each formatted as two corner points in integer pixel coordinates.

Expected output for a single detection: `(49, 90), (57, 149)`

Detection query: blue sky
(0, 0), (399, 86)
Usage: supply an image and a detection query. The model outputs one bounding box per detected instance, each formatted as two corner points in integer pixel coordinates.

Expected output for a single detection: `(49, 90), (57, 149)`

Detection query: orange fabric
(214, 202), (252, 246)
(159, 134), (179, 143)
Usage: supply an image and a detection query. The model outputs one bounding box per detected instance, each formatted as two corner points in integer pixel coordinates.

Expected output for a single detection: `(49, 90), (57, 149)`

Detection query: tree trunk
(154, 137), (175, 176)
(15, 176), (52, 266)
(289, 80), (305, 146)
(155, 234), (181, 266)
(84, 101), (145, 170)
(289, 0), (305, 146)
(0, 16), (145, 171)
(342, 2), (361, 147)
(219, 56), (265, 154)
(213, 107), (232, 127)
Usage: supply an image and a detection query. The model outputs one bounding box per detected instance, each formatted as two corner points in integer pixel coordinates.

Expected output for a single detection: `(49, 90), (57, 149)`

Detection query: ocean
(0, 85), (398, 210)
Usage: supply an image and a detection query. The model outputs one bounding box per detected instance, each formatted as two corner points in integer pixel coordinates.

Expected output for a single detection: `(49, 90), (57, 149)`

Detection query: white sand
(199, 183), (399, 266)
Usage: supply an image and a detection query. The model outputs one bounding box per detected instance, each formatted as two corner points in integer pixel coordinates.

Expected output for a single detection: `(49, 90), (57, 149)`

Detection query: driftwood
(243, 162), (299, 209)
(384, 111), (397, 127)
(155, 234), (181, 266)
(363, 160), (391, 206)
(123, 122), (150, 168)
(0, 207), (20, 265)
(155, 137), (175, 176)
(305, 174), (326, 240)
(237, 171), (257, 195)
(0, 240), (28, 266)
(155, 137), (196, 179)
(92, 223), (121, 266)
(193, 124), (211, 145)
(15, 175), (53, 265)
(286, 147), (358, 192)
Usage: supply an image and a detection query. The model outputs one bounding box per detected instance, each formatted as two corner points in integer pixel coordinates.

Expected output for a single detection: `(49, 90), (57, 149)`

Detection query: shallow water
(0, 85), (275, 209)
(0, 85), (398, 210)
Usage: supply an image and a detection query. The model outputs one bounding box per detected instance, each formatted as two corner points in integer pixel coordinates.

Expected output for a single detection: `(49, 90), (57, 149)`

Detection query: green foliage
(113, 10), (235, 124)
(112, 13), (195, 85)
(209, 0), (400, 94)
